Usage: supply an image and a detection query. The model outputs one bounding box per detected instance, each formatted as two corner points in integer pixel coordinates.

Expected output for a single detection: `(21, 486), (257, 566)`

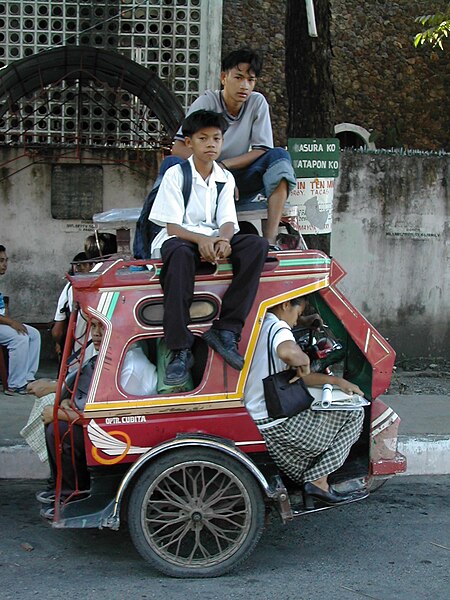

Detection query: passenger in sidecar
(245, 296), (366, 508)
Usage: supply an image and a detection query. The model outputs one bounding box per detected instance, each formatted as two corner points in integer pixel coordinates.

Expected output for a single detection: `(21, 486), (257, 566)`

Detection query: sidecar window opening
(137, 296), (219, 327)
(118, 334), (209, 397)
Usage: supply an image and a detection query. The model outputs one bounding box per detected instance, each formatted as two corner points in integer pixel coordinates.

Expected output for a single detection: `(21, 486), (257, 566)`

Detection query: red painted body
(59, 249), (405, 477)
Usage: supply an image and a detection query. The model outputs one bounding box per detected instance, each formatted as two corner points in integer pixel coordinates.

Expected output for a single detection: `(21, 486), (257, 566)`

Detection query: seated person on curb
(149, 109), (269, 387)
(0, 244), (41, 395)
(36, 320), (157, 506)
(244, 296), (365, 507)
(168, 47), (296, 249)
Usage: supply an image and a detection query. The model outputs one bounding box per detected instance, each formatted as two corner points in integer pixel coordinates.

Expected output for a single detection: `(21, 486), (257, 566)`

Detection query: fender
(108, 435), (274, 526)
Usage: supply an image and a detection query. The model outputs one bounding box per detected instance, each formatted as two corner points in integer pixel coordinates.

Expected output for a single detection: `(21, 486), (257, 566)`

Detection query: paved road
(0, 477), (448, 600)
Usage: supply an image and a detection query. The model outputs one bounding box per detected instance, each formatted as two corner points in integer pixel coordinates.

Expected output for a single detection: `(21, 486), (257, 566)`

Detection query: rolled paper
(321, 382), (333, 408)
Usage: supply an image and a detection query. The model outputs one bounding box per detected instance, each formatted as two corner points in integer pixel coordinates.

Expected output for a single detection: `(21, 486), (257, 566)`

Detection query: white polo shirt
(149, 156), (239, 258)
(244, 313), (294, 421)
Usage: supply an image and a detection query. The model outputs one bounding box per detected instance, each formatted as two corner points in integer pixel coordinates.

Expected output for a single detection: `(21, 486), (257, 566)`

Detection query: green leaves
(414, 7), (450, 50)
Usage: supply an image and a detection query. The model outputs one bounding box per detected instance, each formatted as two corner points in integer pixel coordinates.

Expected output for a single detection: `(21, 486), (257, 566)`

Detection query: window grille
(0, 1), (213, 149)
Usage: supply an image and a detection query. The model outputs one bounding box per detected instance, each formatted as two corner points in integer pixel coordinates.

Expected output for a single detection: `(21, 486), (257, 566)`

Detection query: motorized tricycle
(41, 243), (406, 578)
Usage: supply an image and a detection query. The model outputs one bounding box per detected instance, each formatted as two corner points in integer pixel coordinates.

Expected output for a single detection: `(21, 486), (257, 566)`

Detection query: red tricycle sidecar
(43, 249), (406, 578)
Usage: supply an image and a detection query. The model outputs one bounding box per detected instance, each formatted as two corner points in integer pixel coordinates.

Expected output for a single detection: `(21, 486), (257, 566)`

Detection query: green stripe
(217, 263), (232, 272)
(156, 258), (329, 275)
(279, 258), (331, 267)
(106, 292), (119, 320)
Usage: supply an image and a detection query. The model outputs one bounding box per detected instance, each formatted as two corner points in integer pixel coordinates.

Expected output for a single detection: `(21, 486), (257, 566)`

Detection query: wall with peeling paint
(0, 148), (448, 360)
(331, 151), (449, 359)
(0, 147), (158, 325)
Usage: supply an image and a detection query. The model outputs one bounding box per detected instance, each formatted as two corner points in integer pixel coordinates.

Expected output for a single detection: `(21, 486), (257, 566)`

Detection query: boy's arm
(219, 149), (266, 171)
(214, 223), (234, 259)
(171, 140), (193, 159)
(171, 143), (267, 171)
(149, 165), (186, 226)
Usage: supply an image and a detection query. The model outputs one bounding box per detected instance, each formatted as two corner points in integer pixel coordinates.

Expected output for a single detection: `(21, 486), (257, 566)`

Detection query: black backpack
(133, 161), (225, 259)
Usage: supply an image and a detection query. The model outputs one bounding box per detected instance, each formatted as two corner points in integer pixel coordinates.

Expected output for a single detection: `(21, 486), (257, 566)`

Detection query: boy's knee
(172, 242), (196, 261)
(265, 147), (291, 163)
(11, 331), (28, 349)
(234, 234), (269, 255)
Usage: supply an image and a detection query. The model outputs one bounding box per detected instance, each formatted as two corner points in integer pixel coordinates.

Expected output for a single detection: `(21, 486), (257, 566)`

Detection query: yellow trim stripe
(84, 277), (328, 412)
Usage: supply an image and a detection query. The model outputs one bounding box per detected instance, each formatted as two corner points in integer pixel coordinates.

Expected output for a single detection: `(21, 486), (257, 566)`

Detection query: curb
(0, 445), (49, 479)
(397, 435), (450, 476)
(1, 435), (449, 480)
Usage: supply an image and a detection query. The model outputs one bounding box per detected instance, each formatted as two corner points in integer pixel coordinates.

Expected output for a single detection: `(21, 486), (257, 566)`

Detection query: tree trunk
(285, 0), (336, 253)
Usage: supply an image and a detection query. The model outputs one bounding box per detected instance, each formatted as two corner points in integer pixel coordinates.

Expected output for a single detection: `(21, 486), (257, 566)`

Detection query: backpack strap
(180, 160), (226, 220)
(180, 160), (192, 207)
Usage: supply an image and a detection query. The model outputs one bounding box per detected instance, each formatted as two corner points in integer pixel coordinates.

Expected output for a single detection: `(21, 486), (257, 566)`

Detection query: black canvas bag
(263, 323), (314, 419)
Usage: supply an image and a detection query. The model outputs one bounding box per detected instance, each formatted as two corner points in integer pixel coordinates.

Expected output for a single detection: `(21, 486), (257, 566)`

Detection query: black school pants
(160, 234), (269, 350)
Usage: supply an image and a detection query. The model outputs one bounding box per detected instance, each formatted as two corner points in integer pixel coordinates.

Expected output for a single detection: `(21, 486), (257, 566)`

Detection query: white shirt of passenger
(120, 345), (157, 396)
(149, 155), (239, 258)
(244, 313), (294, 422)
(54, 282), (73, 322)
(54, 282), (95, 371)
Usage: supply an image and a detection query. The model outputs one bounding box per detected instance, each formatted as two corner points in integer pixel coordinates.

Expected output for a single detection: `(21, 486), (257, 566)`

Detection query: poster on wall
(286, 178), (334, 234)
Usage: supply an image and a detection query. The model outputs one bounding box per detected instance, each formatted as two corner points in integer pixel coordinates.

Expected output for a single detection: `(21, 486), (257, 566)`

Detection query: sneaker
(164, 349), (194, 386)
(40, 506), (55, 520)
(268, 244), (282, 252)
(4, 385), (28, 396)
(36, 489), (90, 506)
(36, 490), (57, 505)
(203, 329), (244, 371)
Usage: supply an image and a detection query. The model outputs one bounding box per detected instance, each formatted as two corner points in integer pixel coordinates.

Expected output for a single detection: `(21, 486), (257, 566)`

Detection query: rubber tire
(367, 477), (388, 492)
(127, 447), (265, 578)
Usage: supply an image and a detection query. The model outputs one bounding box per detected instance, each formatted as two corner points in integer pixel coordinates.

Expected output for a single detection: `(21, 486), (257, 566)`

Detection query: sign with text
(288, 138), (340, 178)
(286, 178), (334, 234)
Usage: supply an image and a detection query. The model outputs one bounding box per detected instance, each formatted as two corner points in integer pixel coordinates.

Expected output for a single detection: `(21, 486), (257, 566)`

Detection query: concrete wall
(1, 149), (448, 361)
(0, 147), (158, 323)
(331, 151), (449, 359)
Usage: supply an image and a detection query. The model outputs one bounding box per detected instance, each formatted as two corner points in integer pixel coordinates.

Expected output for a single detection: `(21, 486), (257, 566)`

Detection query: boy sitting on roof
(149, 110), (268, 387)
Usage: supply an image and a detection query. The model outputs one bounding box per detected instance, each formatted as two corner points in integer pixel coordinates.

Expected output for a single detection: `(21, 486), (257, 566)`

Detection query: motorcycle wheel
(128, 447), (265, 578)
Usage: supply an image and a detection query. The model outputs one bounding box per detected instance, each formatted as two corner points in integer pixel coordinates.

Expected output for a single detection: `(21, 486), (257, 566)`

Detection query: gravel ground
(387, 358), (450, 396)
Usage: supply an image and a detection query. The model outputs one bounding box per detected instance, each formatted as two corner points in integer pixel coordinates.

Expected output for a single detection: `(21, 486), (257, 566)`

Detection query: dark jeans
(158, 149), (296, 202)
(160, 234), (269, 350)
(45, 421), (89, 493)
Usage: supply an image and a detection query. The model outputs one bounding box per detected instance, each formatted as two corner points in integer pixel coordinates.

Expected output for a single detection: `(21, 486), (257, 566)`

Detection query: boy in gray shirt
(171, 48), (296, 249)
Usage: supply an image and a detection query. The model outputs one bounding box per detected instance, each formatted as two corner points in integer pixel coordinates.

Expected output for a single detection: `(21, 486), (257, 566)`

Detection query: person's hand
(41, 405), (55, 425)
(337, 378), (364, 396)
(295, 363), (311, 378)
(298, 313), (323, 330)
(27, 379), (57, 398)
(289, 363), (311, 383)
(214, 238), (232, 260)
(9, 319), (27, 335)
(197, 235), (218, 263)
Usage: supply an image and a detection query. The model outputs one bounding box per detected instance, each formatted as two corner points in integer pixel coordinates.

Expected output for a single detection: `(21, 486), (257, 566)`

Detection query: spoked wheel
(128, 448), (265, 578)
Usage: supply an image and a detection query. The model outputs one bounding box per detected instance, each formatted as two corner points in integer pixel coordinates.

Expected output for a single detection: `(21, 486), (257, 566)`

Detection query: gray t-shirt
(174, 90), (273, 161)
